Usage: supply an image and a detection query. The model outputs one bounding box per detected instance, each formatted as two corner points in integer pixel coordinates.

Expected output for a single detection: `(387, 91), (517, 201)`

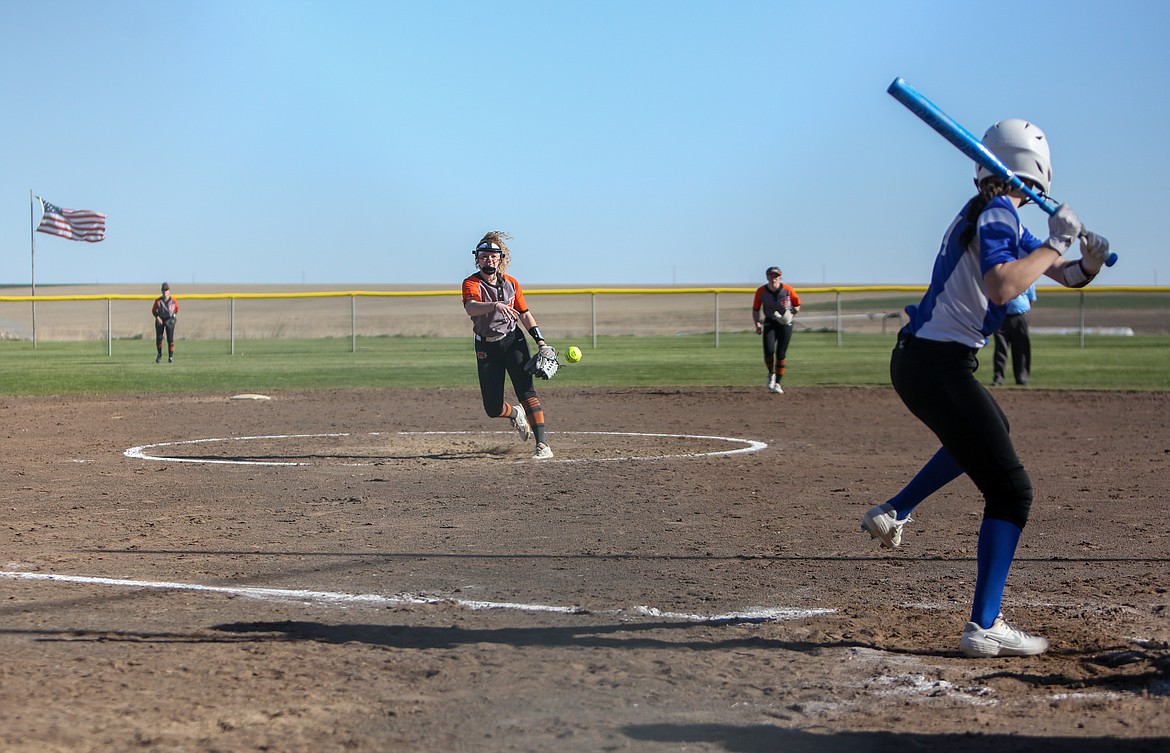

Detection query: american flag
(36, 198), (107, 242)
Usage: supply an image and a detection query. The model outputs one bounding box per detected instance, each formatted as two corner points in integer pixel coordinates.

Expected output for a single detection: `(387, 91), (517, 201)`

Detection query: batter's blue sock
(971, 517), (1023, 629)
(886, 447), (963, 519)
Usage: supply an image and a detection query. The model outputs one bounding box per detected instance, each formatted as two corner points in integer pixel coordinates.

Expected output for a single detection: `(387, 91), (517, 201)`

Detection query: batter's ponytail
(959, 179), (1012, 249)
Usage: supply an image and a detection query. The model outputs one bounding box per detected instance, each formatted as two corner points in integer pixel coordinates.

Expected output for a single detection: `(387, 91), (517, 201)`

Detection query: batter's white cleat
(767, 375), (782, 394)
(532, 442), (554, 460)
(511, 406), (532, 442)
(861, 502), (910, 548)
(959, 615), (1049, 658)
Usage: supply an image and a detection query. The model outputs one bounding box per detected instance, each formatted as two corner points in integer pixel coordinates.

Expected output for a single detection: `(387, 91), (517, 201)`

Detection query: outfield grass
(0, 333), (1165, 396)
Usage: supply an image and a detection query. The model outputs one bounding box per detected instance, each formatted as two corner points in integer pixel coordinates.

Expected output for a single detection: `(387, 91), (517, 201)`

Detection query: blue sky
(2, 1), (1166, 287)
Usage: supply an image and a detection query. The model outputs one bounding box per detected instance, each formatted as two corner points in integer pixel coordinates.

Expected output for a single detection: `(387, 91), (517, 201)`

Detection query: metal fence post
(836, 292), (842, 347)
(591, 293), (597, 350)
(714, 292), (720, 348)
(1079, 290), (1086, 348)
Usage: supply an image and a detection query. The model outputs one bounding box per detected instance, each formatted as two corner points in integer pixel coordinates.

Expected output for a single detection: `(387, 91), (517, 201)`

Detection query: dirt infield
(2, 386), (1168, 752)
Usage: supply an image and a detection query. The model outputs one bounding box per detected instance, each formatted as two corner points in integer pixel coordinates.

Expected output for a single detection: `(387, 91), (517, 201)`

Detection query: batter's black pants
(890, 333), (1033, 528)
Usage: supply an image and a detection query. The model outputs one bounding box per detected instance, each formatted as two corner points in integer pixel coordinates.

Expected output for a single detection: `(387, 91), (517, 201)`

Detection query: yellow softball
(565, 346), (582, 363)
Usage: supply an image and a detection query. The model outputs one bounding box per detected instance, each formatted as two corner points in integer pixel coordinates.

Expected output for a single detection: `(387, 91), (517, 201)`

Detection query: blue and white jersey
(903, 196), (1045, 348)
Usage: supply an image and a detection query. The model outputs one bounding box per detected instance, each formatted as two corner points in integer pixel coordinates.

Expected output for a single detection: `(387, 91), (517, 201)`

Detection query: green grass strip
(0, 333), (1165, 396)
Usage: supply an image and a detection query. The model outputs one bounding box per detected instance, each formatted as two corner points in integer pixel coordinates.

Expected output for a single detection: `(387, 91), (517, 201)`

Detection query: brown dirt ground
(1, 386), (1168, 752)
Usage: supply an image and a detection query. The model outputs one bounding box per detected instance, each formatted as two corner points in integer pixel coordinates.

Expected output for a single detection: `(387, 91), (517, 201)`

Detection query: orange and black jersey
(152, 296), (179, 320)
(753, 283), (800, 322)
(462, 272), (530, 341)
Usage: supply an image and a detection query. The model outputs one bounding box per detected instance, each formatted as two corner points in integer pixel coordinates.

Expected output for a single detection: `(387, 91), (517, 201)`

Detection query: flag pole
(29, 190), (37, 348)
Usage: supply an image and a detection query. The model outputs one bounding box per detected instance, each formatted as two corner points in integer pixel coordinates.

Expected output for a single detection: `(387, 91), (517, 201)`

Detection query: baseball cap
(161, 282), (170, 291)
(765, 267), (781, 278)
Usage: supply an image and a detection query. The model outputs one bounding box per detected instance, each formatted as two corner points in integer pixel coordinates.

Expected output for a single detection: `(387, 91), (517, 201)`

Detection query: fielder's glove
(525, 344), (559, 380)
(771, 309), (794, 326)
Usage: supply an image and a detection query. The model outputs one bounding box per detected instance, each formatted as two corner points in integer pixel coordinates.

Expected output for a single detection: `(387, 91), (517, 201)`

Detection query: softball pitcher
(860, 119), (1112, 657)
(752, 267), (801, 393)
(461, 231), (554, 460)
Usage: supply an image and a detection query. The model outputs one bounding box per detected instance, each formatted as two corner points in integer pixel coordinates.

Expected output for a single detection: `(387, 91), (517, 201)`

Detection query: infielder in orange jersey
(752, 266), (801, 394)
(461, 231), (554, 460)
(152, 282), (178, 363)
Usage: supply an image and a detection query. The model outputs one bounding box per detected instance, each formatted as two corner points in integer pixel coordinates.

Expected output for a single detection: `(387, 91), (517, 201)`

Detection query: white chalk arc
(124, 431), (768, 466)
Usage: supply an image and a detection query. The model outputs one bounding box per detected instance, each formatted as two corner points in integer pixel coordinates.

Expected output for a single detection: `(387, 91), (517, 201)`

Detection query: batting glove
(1079, 231), (1111, 273)
(1045, 204), (1082, 255)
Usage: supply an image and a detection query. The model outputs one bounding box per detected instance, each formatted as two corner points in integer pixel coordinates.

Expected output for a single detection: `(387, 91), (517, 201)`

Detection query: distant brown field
(3, 283), (1167, 341)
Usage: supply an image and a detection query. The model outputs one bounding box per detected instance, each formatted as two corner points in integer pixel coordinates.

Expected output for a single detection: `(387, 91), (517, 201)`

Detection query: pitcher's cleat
(532, 442), (554, 460)
(511, 405), (532, 442)
(959, 615), (1049, 657)
(861, 502), (910, 548)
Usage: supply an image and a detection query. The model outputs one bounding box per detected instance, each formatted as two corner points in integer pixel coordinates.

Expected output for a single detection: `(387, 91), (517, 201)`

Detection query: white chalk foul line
(0, 571), (830, 624)
(124, 431), (768, 466)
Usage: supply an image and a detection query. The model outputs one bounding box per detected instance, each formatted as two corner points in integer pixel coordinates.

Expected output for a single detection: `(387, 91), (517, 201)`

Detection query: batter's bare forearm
(985, 249), (1061, 304)
(1051, 258), (1098, 289)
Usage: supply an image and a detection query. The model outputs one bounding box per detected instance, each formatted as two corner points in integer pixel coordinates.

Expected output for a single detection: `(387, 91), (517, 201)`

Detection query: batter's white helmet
(977, 119), (1052, 195)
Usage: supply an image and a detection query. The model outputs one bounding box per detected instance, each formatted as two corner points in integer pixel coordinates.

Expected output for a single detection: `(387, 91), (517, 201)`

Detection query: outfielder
(461, 231), (555, 460)
(752, 266), (801, 393)
(860, 119), (1112, 657)
(152, 282), (178, 363)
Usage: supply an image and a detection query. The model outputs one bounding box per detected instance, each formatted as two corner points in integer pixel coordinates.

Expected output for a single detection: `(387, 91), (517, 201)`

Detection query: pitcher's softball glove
(525, 345), (559, 380)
